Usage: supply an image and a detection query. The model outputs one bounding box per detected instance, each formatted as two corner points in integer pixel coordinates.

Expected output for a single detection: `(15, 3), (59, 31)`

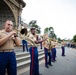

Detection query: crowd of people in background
(66, 42), (76, 49)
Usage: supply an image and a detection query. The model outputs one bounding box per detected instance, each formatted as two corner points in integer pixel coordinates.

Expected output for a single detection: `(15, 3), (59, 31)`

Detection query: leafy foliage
(44, 26), (57, 39)
(28, 20), (41, 34)
(73, 34), (76, 42)
(57, 37), (62, 43)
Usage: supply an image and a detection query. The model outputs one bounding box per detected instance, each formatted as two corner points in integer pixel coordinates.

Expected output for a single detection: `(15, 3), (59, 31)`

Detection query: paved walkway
(22, 47), (76, 75)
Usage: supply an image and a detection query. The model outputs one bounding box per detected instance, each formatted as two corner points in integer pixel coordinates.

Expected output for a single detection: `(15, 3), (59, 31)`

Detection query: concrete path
(22, 47), (76, 75)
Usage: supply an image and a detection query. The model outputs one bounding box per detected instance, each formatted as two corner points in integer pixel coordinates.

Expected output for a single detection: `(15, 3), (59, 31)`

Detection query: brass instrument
(48, 38), (52, 51)
(24, 36), (37, 47)
(42, 34), (52, 52)
(9, 27), (27, 36)
(14, 28), (27, 35)
(12, 27), (37, 46)
(18, 28), (37, 47)
(20, 28), (27, 35)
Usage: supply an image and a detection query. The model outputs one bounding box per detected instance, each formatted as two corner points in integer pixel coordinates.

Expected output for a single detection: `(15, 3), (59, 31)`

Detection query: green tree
(73, 34), (76, 42)
(44, 27), (54, 34)
(44, 26), (57, 39)
(28, 20), (41, 34)
(44, 27), (49, 34)
(57, 37), (62, 43)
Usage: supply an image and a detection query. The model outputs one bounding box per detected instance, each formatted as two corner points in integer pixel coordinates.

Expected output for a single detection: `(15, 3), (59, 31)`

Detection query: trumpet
(42, 34), (52, 51)
(14, 28), (27, 35)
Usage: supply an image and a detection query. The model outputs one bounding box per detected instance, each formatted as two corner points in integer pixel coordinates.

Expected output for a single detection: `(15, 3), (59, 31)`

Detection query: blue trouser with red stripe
(61, 46), (65, 56)
(29, 47), (39, 75)
(51, 48), (56, 61)
(44, 48), (52, 67)
(0, 52), (17, 75)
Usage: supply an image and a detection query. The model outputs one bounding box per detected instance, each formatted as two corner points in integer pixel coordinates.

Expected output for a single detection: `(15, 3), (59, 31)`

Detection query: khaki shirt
(28, 33), (37, 47)
(42, 39), (49, 49)
(0, 29), (15, 50)
(20, 34), (25, 40)
(42, 39), (52, 52)
(61, 41), (65, 47)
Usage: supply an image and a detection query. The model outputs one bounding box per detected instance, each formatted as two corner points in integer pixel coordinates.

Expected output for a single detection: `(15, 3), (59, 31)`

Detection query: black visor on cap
(30, 27), (35, 30)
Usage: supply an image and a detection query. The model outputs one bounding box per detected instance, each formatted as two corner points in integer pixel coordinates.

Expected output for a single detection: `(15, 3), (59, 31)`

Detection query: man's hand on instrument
(10, 30), (17, 37)
(43, 37), (48, 41)
(10, 30), (16, 35)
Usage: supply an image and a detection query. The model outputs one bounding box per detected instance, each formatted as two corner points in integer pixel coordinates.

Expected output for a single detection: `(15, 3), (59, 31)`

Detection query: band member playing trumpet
(51, 39), (57, 62)
(61, 40), (66, 56)
(20, 28), (28, 52)
(27, 27), (47, 75)
(42, 34), (53, 68)
(0, 20), (20, 75)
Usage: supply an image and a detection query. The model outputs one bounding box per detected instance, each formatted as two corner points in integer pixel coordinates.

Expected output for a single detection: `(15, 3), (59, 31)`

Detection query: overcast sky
(21, 0), (76, 39)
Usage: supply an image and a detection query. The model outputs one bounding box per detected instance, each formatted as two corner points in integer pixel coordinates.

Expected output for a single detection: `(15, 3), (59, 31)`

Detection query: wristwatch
(14, 34), (18, 37)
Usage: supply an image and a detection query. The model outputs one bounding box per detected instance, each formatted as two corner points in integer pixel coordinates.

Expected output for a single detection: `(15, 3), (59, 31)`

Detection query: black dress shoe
(38, 74), (42, 75)
(55, 60), (57, 61)
(45, 66), (49, 68)
(49, 64), (53, 66)
(62, 55), (66, 56)
(36, 73), (42, 75)
(52, 60), (55, 63)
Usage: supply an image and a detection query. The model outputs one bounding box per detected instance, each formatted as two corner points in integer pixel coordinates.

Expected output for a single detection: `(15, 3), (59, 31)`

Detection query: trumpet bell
(20, 28), (27, 35)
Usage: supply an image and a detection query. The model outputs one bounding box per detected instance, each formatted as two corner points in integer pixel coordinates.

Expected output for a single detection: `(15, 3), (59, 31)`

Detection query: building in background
(0, 0), (26, 29)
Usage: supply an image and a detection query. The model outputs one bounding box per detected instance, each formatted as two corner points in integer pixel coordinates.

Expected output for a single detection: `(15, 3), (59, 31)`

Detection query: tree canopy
(44, 27), (57, 39)
(28, 20), (41, 34)
(73, 34), (76, 42)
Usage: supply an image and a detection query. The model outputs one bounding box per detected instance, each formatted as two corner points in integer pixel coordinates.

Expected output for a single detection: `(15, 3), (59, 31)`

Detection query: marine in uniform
(51, 39), (57, 62)
(61, 40), (66, 56)
(0, 20), (20, 75)
(42, 34), (53, 68)
(20, 28), (28, 52)
(27, 27), (47, 75)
